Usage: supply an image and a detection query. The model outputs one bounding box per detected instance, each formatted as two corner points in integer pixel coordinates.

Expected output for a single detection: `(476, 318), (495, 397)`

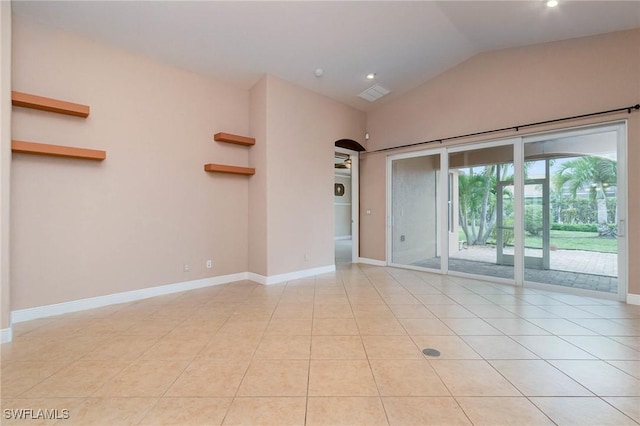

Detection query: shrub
(597, 223), (617, 237)
(551, 223), (598, 232)
(525, 205), (543, 236)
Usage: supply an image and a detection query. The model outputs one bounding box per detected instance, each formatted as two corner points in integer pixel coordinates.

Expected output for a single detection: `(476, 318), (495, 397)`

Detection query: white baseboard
(357, 257), (387, 267)
(246, 273), (268, 285)
(334, 236), (352, 241)
(248, 264), (336, 285)
(9, 265), (342, 325)
(627, 293), (640, 305)
(11, 272), (248, 324)
(1, 327), (12, 344)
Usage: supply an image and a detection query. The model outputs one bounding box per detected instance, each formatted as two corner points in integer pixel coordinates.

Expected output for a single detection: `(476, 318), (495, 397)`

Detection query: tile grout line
(218, 282), (283, 425)
(303, 277), (317, 426)
(127, 288), (239, 425)
(404, 268), (572, 425)
(349, 267), (392, 426)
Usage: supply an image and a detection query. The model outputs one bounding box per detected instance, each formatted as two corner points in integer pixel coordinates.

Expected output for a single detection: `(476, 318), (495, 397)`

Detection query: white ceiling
(12, 1), (640, 112)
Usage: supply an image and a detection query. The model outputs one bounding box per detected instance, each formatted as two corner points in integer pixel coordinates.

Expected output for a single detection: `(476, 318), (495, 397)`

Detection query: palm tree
(554, 156), (617, 236)
(457, 165), (507, 246)
(457, 169), (484, 245)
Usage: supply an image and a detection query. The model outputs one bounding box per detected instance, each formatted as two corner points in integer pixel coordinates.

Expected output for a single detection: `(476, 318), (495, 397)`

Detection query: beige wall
(259, 76), (365, 275)
(9, 18), (365, 316)
(11, 18), (251, 309)
(1, 1), (11, 331)
(362, 29), (640, 295)
(248, 77), (268, 276)
(359, 153), (386, 261)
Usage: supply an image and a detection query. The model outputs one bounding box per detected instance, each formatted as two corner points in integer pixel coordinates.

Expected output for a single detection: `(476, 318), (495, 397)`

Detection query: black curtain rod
(367, 103), (640, 154)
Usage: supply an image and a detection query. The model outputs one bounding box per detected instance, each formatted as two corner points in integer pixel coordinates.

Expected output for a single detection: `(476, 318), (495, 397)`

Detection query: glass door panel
(390, 154), (441, 270)
(523, 130), (619, 294)
(449, 145), (514, 280)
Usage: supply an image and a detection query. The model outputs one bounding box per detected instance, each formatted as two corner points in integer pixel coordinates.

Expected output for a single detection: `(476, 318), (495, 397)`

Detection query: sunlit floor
(2, 264), (639, 425)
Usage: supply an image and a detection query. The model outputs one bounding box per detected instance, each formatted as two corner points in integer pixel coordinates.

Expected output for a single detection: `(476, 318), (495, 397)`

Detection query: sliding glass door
(448, 143), (515, 281)
(522, 125), (626, 297)
(386, 122), (627, 300)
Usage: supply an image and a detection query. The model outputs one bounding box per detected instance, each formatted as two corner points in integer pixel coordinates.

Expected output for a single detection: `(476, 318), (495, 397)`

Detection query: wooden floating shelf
(12, 91), (90, 118)
(213, 132), (255, 146)
(204, 164), (255, 175)
(208, 133), (255, 175)
(12, 140), (106, 161)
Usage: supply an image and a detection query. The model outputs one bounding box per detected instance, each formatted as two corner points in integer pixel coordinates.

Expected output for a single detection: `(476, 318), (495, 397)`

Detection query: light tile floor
(2, 263), (640, 425)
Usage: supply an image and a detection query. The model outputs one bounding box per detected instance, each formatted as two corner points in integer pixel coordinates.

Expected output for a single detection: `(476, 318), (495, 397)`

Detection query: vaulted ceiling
(12, 1), (640, 112)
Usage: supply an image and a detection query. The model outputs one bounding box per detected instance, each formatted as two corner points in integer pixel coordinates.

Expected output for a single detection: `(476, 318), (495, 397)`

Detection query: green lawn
(461, 229), (617, 253)
(528, 230), (617, 253)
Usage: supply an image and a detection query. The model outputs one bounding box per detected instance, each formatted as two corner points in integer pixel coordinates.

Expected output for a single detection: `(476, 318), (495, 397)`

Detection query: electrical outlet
(304, 253), (310, 261)
(206, 260), (213, 269)
(183, 264), (189, 272)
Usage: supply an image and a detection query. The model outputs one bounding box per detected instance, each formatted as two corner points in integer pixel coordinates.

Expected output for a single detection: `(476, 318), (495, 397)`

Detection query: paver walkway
(413, 246), (618, 294)
(453, 245), (617, 277)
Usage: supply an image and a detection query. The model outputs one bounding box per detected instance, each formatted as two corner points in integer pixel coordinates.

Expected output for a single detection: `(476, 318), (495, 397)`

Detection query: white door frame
(335, 147), (360, 263)
(385, 148), (447, 272)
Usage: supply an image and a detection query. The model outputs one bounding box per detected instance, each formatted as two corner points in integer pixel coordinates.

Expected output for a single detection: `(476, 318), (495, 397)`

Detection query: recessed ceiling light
(366, 73), (376, 80)
(546, 0), (558, 8)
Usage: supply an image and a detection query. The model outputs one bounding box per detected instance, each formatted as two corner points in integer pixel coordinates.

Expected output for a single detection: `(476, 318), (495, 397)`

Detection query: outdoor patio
(413, 245), (618, 294)
(454, 245), (617, 277)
